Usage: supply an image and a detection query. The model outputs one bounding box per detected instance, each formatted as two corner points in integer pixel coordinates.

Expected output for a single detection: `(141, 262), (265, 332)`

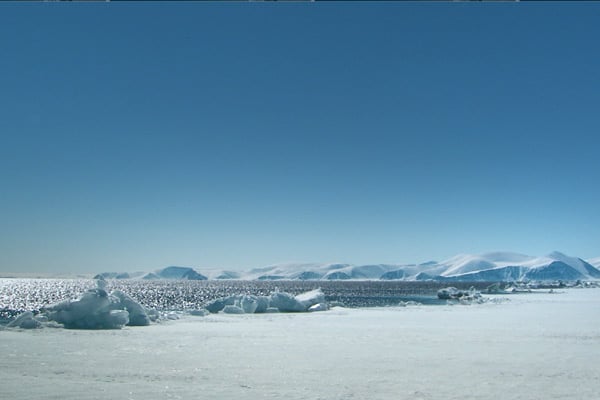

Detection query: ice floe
(12, 279), (152, 329)
(203, 288), (329, 314)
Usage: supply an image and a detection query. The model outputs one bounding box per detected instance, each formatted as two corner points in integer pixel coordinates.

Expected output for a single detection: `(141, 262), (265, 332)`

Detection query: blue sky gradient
(1, 3), (599, 273)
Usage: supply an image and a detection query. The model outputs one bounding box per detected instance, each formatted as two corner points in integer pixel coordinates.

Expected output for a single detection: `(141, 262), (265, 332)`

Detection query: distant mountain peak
(547, 250), (569, 259)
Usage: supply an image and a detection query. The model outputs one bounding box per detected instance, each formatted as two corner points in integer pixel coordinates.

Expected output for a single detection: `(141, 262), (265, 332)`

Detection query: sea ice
(6, 311), (41, 329)
(254, 296), (270, 313)
(268, 292), (306, 312)
(294, 288), (325, 309)
(204, 290), (329, 314)
(205, 299), (225, 313)
(437, 286), (481, 301)
(240, 295), (258, 314)
(189, 309), (209, 317)
(38, 281), (150, 329)
(2, 289), (599, 400)
(223, 305), (245, 314)
(307, 303), (328, 312)
(111, 290), (150, 326)
(42, 288), (127, 329)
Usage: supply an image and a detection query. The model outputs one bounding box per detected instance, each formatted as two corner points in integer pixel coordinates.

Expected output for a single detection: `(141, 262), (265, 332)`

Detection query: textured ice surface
(204, 290), (327, 314)
(38, 282), (150, 329)
(294, 288), (325, 310)
(239, 295), (258, 314)
(111, 290), (150, 326)
(268, 292), (305, 312)
(222, 305), (245, 314)
(44, 288), (130, 329)
(1, 289), (598, 400)
(6, 311), (41, 329)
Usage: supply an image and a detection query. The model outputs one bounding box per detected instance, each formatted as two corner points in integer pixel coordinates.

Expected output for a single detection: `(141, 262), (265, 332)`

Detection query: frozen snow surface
(1, 288), (599, 400)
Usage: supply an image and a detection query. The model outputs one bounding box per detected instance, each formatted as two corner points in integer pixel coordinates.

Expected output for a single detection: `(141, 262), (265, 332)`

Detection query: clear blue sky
(1, 3), (599, 273)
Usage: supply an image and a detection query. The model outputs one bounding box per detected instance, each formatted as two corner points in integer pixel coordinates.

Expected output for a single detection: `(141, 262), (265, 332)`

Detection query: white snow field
(1, 289), (599, 400)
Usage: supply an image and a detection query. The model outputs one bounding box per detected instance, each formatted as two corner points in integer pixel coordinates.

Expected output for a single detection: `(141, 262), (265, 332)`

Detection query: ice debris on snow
(189, 309), (210, 317)
(204, 288), (330, 314)
(111, 290), (151, 326)
(42, 289), (127, 329)
(223, 305), (245, 314)
(7, 311), (42, 329)
(398, 301), (421, 307)
(438, 287), (481, 304)
(240, 295), (259, 314)
(4, 279), (152, 330)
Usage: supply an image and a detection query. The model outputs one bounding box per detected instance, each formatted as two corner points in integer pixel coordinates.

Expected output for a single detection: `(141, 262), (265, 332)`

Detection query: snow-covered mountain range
(588, 257), (600, 269)
(97, 251), (600, 282)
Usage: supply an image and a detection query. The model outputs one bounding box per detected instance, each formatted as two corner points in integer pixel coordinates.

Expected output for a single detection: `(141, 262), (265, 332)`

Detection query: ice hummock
(34, 279), (151, 329)
(6, 311), (42, 329)
(204, 288), (329, 314)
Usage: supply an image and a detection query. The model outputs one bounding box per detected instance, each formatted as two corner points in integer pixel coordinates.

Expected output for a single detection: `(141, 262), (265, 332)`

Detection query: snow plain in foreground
(1, 289), (599, 400)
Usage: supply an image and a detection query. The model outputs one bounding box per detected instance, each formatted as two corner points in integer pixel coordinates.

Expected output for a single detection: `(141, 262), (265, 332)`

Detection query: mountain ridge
(96, 251), (600, 282)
